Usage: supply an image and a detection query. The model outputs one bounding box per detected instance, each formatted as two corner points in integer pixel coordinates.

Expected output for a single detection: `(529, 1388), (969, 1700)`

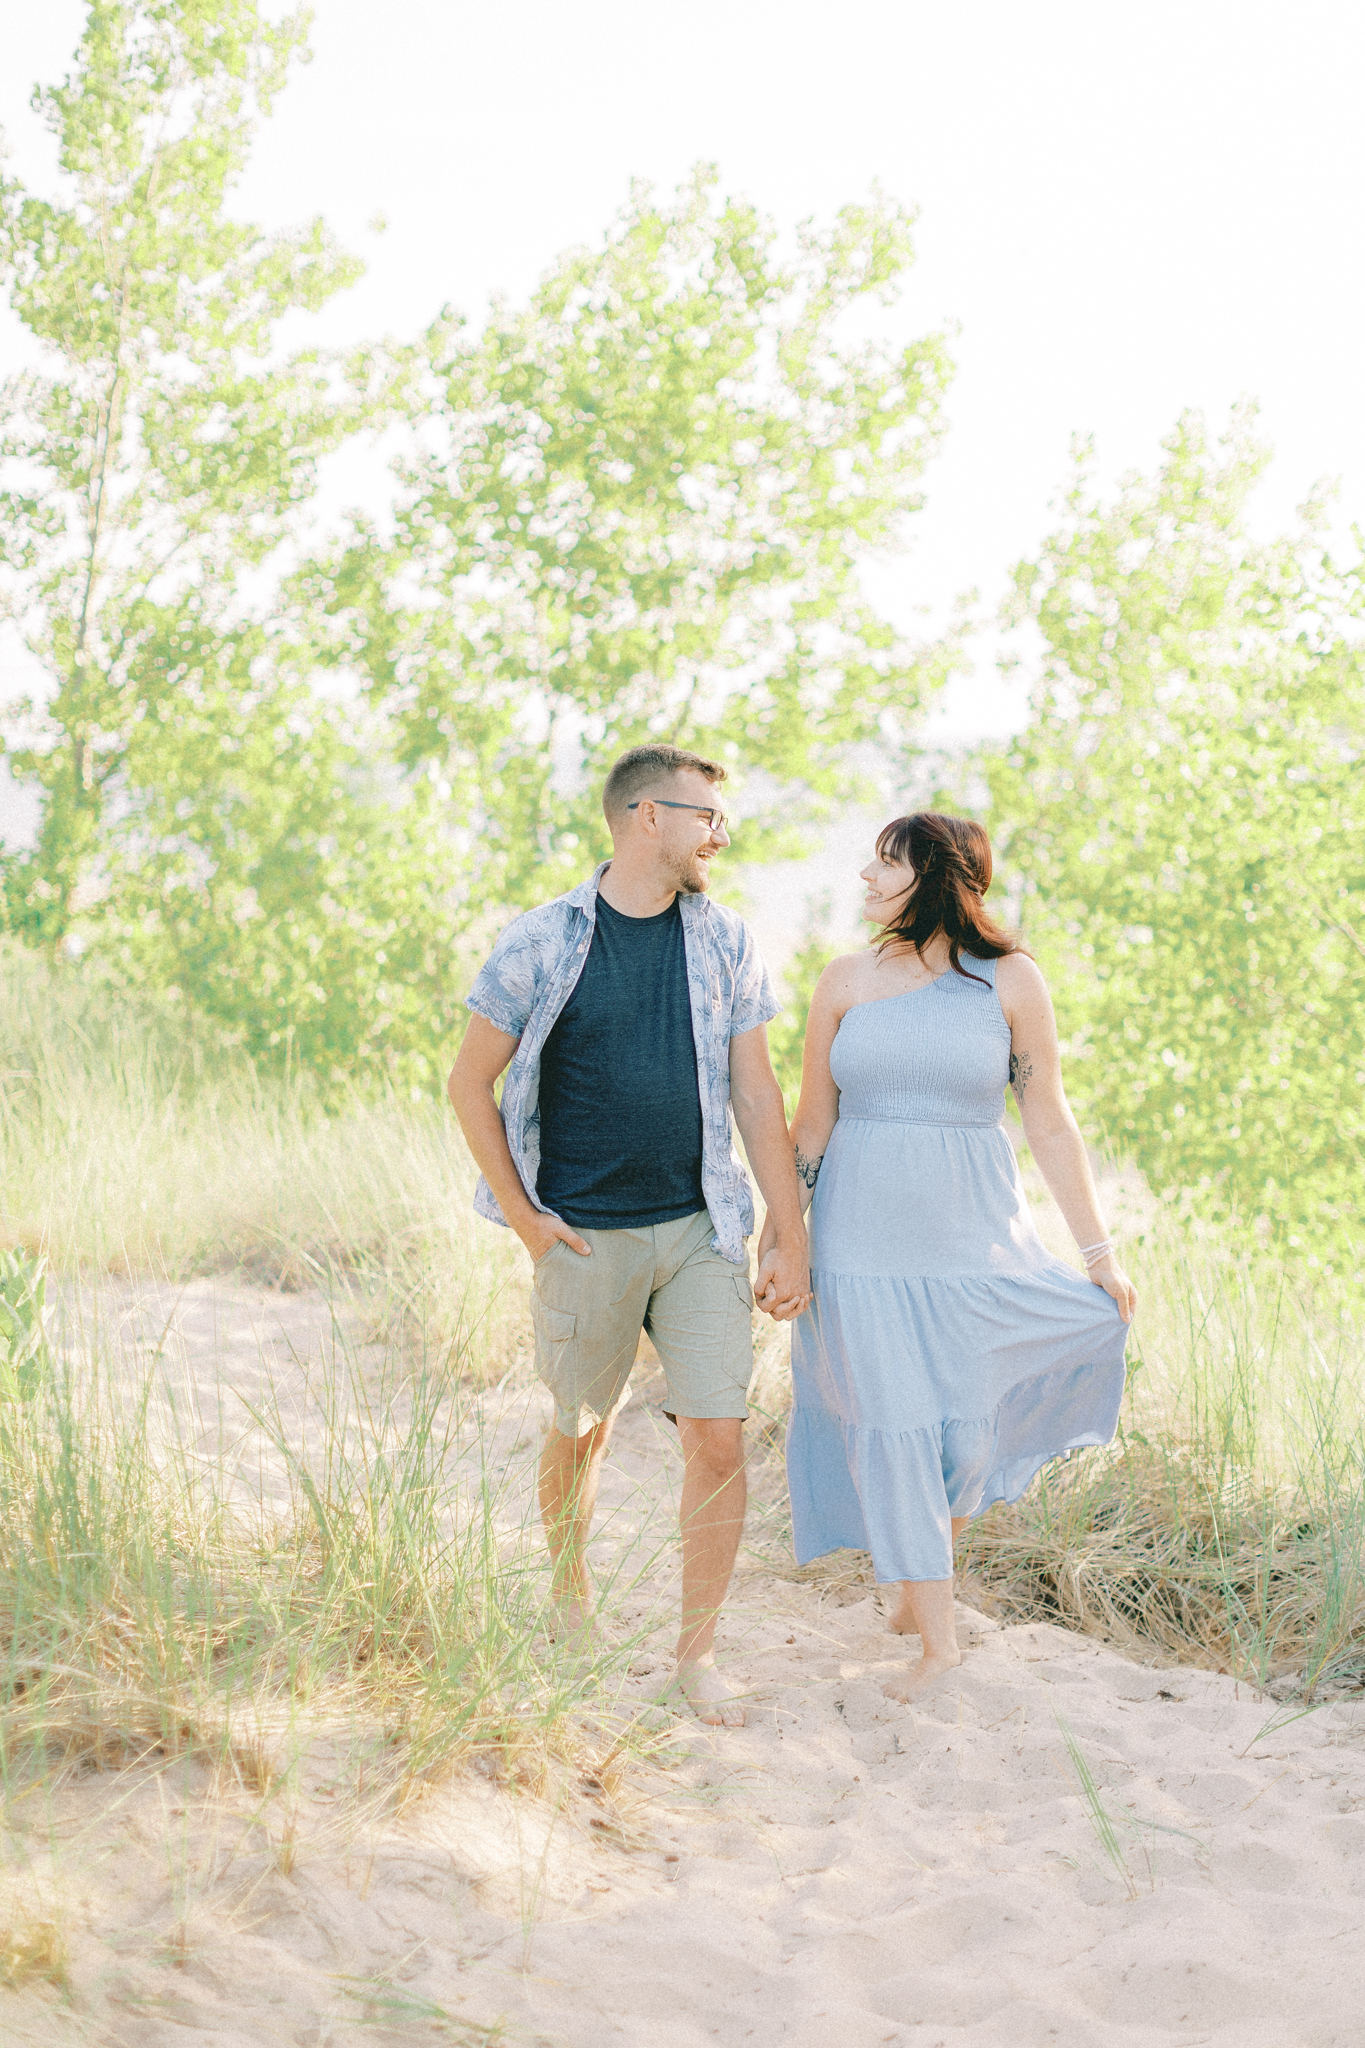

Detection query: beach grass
(0, 1279), (644, 1829)
(0, 941), (528, 1374)
(1, 937), (1363, 1830)
(1055, 1711), (1141, 1899)
(0, 948), (666, 1843)
(958, 1173), (1365, 1694)
(755, 1167), (1365, 1695)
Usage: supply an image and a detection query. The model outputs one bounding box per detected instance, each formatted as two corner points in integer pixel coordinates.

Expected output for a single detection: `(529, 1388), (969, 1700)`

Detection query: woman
(760, 812), (1136, 1701)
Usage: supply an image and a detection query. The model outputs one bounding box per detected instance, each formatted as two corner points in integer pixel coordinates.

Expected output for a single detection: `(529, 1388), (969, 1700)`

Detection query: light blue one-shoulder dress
(786, 954), (1129, 1584)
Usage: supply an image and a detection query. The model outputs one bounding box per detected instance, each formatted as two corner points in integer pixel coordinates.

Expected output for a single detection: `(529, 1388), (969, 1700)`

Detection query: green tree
(83, 629), (457, 1077)
(0, 1), (453, 1076)
(982, 409), (1365, 1254)
(305, 170), (957, 917)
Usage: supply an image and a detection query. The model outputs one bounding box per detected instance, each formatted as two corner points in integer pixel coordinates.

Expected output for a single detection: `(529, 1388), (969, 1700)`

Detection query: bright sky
(3, 0), (1363, 943)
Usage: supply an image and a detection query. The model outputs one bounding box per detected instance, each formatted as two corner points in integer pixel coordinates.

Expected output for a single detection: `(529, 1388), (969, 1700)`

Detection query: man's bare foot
(881, 1648), (963, 1703)
(547, 1586), (597, 1644)
(672, 1656), (747, 1727)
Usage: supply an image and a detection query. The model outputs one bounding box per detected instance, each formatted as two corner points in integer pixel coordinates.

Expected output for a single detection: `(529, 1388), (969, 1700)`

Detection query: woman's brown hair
(875, 811), (1024, 984)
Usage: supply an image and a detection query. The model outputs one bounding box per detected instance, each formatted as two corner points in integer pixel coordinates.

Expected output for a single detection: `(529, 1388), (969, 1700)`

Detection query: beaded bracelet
(1079, 1238), (1115, 1268)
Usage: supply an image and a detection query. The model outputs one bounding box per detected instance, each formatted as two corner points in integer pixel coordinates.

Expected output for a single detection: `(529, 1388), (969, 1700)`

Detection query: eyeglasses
(626, 798), (729, 833)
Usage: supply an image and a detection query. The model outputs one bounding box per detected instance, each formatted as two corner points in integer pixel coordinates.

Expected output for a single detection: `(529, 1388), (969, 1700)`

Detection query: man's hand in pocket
(521, 1214), (592, 1263)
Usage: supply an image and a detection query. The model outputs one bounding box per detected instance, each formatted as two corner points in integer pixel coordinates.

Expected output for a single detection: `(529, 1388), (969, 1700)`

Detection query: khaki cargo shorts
(530, 1209), (755, 1438)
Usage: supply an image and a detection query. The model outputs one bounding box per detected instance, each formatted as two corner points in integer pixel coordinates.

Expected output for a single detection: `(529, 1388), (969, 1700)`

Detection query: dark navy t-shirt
(535, 894), (705, 1229)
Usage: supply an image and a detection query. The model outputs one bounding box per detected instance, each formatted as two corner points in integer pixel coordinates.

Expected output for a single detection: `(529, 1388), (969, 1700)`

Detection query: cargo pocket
(531, 1299), (577, 1383)
(533, 1302), (591, 1434)
(724, 1271), (758, 1399)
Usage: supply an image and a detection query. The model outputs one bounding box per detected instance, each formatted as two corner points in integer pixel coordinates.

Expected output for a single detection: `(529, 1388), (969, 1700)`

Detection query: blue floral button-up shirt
(465, 863), (779, 1265)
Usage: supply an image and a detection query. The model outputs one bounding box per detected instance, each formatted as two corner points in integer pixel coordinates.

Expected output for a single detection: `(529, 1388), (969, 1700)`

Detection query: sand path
(4, 1281), (1364, 2046)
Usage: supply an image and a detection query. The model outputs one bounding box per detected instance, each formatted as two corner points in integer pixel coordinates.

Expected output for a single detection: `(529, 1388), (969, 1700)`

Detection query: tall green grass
(0, 1257), (643, 1830)
(0, 944), (617, 1820)
(3, 936), (1364, 1777)
(0, 941), (526, 1370)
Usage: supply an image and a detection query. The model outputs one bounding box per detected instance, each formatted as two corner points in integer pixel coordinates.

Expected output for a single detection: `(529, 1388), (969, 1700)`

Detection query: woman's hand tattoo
(794, 1144), (823, 1190)
(1009, 1050), (1033, 1101)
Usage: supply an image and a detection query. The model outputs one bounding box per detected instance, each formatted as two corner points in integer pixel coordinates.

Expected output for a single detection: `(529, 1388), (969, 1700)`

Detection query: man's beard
(664, 847), (709, 895)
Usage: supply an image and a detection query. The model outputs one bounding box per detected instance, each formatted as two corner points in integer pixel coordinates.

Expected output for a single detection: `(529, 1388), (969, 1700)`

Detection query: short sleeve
(728, 918), (780, 1038)
(465, 914), (546, 1039)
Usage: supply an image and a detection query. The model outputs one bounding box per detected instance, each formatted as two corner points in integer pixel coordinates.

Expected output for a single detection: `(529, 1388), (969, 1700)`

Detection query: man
(449, 744), (809, 1726)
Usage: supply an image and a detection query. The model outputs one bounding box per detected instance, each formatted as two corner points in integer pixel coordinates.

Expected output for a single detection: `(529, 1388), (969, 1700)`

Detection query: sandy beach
(3, 1280), (1363, 2048)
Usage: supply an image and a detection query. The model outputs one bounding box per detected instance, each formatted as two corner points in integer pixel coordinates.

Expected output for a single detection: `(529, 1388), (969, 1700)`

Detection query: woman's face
(860, 850), (917, 928)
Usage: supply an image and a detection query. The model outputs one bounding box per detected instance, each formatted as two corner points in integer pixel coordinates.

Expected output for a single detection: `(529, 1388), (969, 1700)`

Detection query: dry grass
(0, 1909), (67, 1993)
(0, 1314), (646, 1827)
(747, 1166), (1365, 1695)
(0, 946), (691, 1868)
(960, 1436), (1365, 1688)
(0, 1913), (67, 1993)
(960, 1180), (1365, 1694)
(0, 940), (528, 1377)
(3, 936), (1364, 1787)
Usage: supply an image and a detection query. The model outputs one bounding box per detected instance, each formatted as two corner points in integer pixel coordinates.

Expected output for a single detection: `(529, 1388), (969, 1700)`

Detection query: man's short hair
(602, 744), (726, 822)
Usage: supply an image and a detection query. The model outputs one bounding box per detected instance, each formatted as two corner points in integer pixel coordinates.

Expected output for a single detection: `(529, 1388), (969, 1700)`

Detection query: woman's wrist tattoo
(794, 1144), (823, 1190)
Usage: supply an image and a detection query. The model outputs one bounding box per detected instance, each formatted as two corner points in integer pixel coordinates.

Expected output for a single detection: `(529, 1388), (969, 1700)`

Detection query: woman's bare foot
(673, 1656), (747, 1727)
(885, 1592), (921, 1636)
(881, 1648), (963, 1703)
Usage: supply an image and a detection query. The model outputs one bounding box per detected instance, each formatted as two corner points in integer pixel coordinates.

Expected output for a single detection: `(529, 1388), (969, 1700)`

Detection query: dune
(3, 1280), (1363, 2047)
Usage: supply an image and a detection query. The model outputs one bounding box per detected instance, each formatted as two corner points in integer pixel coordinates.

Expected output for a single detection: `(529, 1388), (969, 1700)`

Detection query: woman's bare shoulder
(813, 948), (876, 1014)
(995, 950), (1050, 1011)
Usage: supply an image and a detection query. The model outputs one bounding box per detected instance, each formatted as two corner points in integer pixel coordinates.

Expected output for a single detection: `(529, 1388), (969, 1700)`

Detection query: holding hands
(754, 1234), (811, 1321)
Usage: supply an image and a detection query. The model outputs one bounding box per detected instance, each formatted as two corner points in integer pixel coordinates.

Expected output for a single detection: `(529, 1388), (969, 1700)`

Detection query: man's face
(640, 769), (731, 894)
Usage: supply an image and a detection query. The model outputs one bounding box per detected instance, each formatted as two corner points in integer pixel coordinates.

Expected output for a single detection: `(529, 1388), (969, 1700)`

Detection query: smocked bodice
(829, 956), (1011, 1128)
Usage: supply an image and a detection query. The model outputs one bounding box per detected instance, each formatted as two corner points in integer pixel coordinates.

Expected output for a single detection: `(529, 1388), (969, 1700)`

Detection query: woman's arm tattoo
(1009, 1050), (1033, 1101)
(794, 1144), (824, 1190)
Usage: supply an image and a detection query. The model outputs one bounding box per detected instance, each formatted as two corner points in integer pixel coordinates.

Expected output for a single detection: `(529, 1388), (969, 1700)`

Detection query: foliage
(76, 664), (462, 1080)
(767, 917), (840, 1114)
(0, 1249), (51, 1404)
(305, 169), (957, 916)
(981, 409), (1365, 1254)
(2, 15), (953, 1073)
(0, 1), (458, 1078)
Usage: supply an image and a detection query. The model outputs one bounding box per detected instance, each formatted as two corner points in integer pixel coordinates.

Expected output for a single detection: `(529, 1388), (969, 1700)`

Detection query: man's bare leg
(882, 1517), (969, 1703)
(674, 1416), (747, 1727)
(538, 1414), (615, 1635)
